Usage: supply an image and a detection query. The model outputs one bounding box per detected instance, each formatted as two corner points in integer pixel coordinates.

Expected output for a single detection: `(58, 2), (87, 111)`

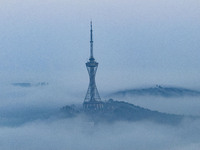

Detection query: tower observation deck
(83, 22), (104, 111)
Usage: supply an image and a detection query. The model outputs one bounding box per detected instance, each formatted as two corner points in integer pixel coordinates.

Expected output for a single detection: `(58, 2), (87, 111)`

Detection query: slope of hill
(61, 99), (184, 125)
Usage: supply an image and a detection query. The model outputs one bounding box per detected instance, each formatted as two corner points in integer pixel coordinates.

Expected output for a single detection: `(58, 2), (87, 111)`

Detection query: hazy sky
(0, 0), (200, 93)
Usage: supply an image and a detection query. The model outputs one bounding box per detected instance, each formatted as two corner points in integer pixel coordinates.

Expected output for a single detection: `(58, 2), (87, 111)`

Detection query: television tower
(83, 22), (104, 111)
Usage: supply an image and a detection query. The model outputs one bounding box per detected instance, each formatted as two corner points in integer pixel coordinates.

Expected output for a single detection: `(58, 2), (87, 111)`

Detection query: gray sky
(0, 0), (200, 94)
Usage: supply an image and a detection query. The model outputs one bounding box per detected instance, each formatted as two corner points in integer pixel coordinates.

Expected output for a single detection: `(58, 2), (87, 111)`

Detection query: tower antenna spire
(90, 21), (94, 60)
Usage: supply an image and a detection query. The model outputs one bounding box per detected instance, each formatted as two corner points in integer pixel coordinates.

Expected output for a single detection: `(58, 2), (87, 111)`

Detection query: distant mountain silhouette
(111, 85), (200, 98)
(61, 99), (184, 125)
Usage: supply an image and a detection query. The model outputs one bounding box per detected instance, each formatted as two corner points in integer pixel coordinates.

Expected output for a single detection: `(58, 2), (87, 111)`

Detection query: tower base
(83, 101), (104, 112)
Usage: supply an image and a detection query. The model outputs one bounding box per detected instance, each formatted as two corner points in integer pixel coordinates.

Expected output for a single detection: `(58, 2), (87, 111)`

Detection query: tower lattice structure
(83, 22), (104, 111)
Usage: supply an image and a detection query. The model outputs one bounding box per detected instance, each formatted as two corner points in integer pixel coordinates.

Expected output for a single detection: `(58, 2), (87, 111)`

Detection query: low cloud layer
(1, 114), (200, 150)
